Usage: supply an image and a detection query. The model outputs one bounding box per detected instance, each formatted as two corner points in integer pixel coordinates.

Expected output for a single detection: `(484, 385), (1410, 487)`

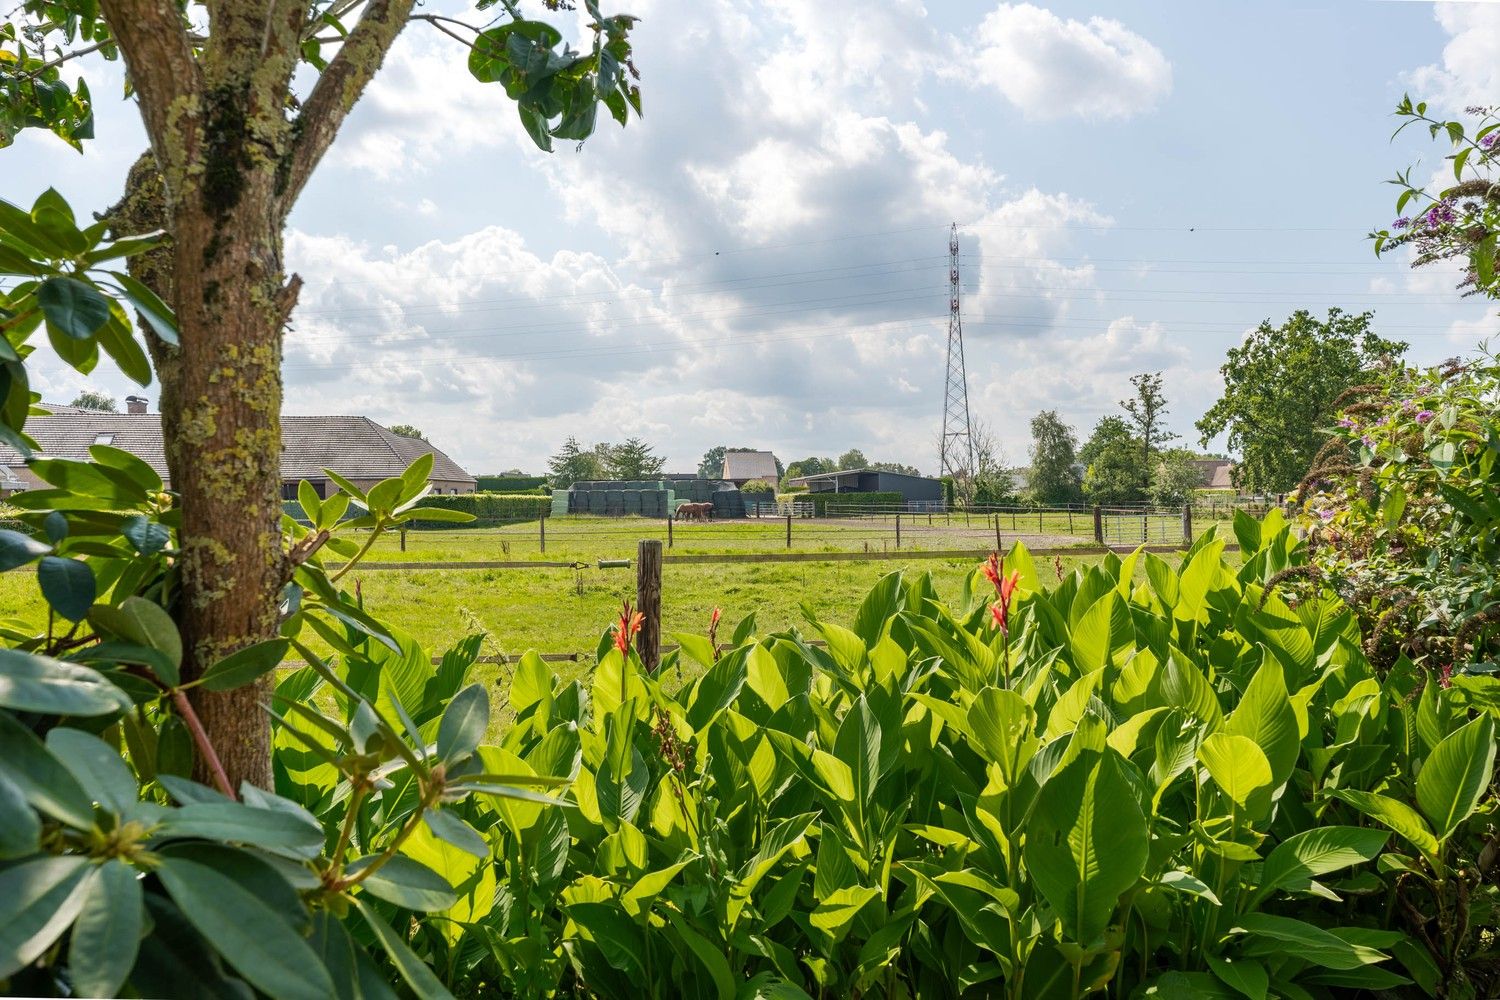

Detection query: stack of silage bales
(556, 478), (744, 518)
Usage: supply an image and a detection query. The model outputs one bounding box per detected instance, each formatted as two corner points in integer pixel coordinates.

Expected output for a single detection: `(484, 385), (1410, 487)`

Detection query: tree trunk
(97, 0), (418, 790)
(111, 142), (292, 790)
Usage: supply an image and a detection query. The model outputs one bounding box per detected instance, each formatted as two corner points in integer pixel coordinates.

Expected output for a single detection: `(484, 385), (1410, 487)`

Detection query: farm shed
(0, 403), (477, 497)
(787, 468), (945, 505)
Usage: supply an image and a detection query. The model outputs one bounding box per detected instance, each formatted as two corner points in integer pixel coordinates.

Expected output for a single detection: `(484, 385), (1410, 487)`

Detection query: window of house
(94, 433), (114, 445)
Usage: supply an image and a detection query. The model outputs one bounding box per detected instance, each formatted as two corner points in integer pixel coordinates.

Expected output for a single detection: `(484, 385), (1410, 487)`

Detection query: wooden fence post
(637, 539), (662, 673)
(399, 527), (406, 552)
(539, 515), (546, 554)
(1037, 508), (1043, 533)
(786, 513), (792, 549)
(666, 513), (673, 548)
(1181, 504), (1193, 545)
(895, 513), (901, 549)
(993, 514), (1002, 552)
(1093, 505), (1103, 545)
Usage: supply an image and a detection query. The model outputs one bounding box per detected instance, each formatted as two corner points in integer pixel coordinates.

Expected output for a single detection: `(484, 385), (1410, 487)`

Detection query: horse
(675, 502), (713, 522)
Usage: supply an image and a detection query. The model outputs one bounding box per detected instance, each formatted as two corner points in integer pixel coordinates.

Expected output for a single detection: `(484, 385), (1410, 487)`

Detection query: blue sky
(4, 0), (1497, 475)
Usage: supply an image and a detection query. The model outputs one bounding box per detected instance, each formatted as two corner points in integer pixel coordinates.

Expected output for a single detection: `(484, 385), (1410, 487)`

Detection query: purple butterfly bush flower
(1481, 133), (1499, 151)
(1416, 409), (1435, 423)
(1392, 217), (1410, 230)
(1361, 435), (1376, 448)
(1317, 508), (1334, 523)
(1337, 417), (1356, 429)
(1424, 200), (1458, 229)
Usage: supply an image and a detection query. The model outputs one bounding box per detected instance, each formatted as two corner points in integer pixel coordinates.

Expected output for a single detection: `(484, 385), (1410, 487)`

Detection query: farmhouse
(788, 468), (945, 506)
(720, 450), (780, 489)
(0, 399), (476, 497)
(1192, 457), (1235, 489)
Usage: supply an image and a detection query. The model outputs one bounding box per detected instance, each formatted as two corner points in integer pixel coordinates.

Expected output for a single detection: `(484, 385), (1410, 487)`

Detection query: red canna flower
(981, 551), (1024, 633)
(615, 599), (644, 655)
(707, 606), (723, 662)
(982, 552), (1003, 592)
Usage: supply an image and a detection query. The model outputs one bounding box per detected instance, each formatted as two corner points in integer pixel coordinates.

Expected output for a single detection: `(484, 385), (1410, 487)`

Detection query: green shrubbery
(476, 475), (550, 493)
(1295, 350), (1500, 674)
(5, 451), (1497, 997)
(402, 491), (551, 527)
(806, 490), (905, 514)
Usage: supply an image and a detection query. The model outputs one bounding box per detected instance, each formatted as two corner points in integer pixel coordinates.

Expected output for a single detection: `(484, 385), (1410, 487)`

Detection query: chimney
(125, 395), (148, 415)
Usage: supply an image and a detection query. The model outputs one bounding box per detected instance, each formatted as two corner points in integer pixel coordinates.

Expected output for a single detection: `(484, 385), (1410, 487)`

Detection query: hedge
(283, 493), (550, 529)
(476, 475), (549, 493)
(806, 491), (906, 514)
(405, 492), (551, 528)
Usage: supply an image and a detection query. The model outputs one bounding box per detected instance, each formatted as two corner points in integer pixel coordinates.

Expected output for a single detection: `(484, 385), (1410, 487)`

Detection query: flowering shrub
(1294, 350), (1500, 678)
(1372, 98), (1500, 300)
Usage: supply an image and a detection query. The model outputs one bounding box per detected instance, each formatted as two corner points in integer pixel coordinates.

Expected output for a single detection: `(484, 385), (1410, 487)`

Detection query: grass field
(0, 516), (1203, 721)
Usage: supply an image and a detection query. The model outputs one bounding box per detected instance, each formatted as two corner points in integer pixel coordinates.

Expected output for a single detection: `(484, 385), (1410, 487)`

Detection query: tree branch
(22, 37), (114, 79)
(277, 0), (418, 215)
(98, 0), (201, 160)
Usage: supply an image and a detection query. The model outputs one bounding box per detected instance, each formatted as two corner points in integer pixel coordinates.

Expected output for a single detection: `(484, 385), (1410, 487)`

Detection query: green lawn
(1, 515), (1207, 722)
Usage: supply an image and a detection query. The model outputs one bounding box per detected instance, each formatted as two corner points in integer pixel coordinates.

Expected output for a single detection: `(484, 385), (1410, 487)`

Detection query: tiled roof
(721, 450), (778, 481)
(1, 409), (474, 486)
(1191, 458), (1235, 489)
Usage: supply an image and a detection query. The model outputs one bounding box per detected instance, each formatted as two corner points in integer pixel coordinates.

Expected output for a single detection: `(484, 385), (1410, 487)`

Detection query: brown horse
(675, 502), (713, 522)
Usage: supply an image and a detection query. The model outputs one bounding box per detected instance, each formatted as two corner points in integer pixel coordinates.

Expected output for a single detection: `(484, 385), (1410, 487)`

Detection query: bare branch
(21, 37), (114, 79)
(98, 0), (201, 158)
(411, 12), (482, 50)
(277, 0), (418, 215)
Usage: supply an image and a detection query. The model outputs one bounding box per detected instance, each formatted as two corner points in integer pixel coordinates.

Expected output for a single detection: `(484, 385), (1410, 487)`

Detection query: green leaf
(1223, 655), (1299, 787)
(353, 897), (457, 1000)
(0, 712), (97, 829)
(1206, 954), (1269, 1000)
(0, 856), (94, 979)
(67, 861), (144, 998)
(395, 506), (474, 523)
(0, 770), (41, 859)
(156, 856), (333, 1000)
(1331, 790), (1441, 869)
(1231, 913), (1391, 971)
(122, 514), (171, 555)
(423, 806), (489, 858)
(157, 801), (324, 858)
(436, 683), (489, 765)
(348, 855), (459, 912)
(664, 907), (737, 1000)
(1024, 749), (1148, 943)
(967, 685), (1038, 787)
(88, 596), (182, 682)
(1158, 869), (1221, 905)
(0, 648), (131, 716)
(1197, 732), (1272, 812)
(37, 554), (96, 621)
(1415, 714), (1496, 839)
(37, 276), (111, 339)
(1256, 826), (1388, 903)
(0, 527), (50, 571)
(686, 646), (747, 731)
(197, 639), (289, 692)
(105, 270), (179, 346)
(46, 727), (138, 813)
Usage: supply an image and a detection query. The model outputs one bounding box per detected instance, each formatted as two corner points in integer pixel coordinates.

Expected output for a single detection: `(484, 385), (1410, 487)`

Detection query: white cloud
(967, 3), (1172, 120)
(267, 1), (1131, 474)
(1404, 4), (1500, 113)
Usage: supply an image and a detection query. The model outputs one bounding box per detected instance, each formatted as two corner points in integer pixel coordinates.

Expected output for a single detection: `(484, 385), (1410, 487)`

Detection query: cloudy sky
(5, 0), (1498, 475)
